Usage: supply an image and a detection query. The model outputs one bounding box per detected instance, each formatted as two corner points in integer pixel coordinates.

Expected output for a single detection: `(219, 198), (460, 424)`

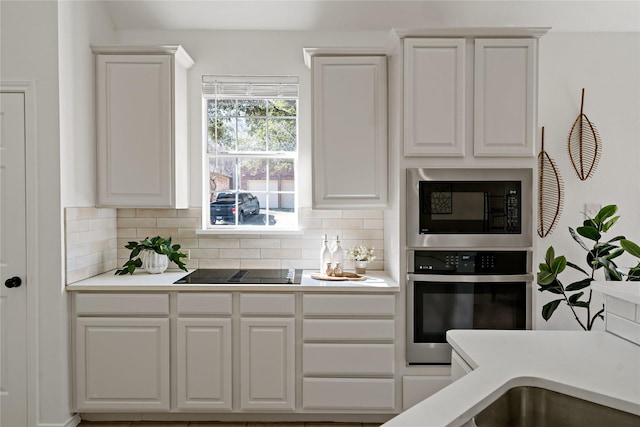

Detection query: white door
(0, 91), (28, 426)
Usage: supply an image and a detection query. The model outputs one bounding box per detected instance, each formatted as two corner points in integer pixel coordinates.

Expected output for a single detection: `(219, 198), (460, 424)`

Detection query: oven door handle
(407, 273), (533, 283)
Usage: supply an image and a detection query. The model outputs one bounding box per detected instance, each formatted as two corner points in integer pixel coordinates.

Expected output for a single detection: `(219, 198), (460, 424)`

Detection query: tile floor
(77, 423), (382, 427)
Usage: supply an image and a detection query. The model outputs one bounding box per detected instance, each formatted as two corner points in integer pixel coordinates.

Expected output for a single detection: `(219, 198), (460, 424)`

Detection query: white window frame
(200, 75), (300, 234)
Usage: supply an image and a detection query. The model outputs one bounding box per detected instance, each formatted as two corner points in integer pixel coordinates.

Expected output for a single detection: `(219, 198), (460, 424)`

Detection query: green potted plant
(537, 204), (640, 330)
(115, 236), (188, 275)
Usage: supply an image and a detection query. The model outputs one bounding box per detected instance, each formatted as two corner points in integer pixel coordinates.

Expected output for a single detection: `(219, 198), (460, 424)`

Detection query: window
(202, 76), (298, 230)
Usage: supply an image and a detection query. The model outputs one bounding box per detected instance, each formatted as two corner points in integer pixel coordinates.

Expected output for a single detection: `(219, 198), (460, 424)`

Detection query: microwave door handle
(407, 273), (533, 283)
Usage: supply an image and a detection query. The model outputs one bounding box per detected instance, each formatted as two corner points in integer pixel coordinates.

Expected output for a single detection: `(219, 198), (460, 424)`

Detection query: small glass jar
(333, 263), (343, 277)
(326, 263), (334, 276)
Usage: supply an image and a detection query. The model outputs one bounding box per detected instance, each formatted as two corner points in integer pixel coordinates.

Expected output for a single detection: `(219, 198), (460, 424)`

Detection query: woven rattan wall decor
(568, 88), (602, 180)
(538, 127), (564, 238)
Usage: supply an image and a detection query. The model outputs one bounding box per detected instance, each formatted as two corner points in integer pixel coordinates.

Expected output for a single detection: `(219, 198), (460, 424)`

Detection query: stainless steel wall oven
(406, 168), (532, 248)
(407, 250), (532, 364)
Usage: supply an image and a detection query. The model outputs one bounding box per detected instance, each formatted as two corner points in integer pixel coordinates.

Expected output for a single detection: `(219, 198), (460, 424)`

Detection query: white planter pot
(354, 260), (368, 274)
(142, 250), (169, 274)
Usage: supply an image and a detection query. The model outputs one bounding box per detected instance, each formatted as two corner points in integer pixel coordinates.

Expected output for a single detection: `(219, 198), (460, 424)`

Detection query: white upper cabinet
(306, 50), (388, 209)
(92, 45), (194, 208)
(404, 38), (466, 156)
(474, 38), (537, 157)
(402, 31), (544, 158)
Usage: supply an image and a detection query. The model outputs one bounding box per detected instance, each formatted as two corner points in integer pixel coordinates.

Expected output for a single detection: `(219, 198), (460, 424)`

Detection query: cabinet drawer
(303, 319), (395, 341)
(303, 343), (395, 375)
(302, 378), (395, 410)
(177, 293), (232, 315)
(303, 294), (395, 316)
(240, 293), (295, 316)
(75, 293), (169, 316)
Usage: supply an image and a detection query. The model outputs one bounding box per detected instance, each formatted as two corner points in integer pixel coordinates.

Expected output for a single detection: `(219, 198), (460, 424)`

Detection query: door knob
(4, 276), (22, 288)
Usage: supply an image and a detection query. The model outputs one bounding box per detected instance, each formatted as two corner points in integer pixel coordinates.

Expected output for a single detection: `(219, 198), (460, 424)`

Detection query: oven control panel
(412, 250), (527, 275)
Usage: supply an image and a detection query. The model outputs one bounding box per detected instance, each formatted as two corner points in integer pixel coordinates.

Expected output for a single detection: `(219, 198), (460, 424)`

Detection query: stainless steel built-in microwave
(406, 168), (532, 248)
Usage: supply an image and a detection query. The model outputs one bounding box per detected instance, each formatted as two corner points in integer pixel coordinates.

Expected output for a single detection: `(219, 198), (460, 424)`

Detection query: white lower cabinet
(176, 293), (233, 411)
(402, 376), (452, 410)
(73, 291), (398, 414)
(303, 378), (395, 410)
(240, 293), (296, 411)
(240, 318), (296, 411)
(302, 293), (397, 412)
(176, 318), (232, 410)
(73, 293), (171, 411)
(450, 349), (473, 382)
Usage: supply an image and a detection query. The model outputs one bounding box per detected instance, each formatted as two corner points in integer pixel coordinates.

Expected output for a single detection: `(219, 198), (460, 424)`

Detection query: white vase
(142, 250), (169, 274)
(355, 260), (368, 274)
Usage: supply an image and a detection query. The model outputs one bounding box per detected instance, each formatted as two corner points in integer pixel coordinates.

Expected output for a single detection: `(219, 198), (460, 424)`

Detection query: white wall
(534, 31), (640, 330)
(59, 0), (116, 207)
(0, 1), (67, 425)
(2, 0), (116, 425)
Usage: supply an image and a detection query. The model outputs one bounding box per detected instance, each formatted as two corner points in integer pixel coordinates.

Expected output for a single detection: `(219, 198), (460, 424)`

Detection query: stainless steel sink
(468, 386), (639, 427)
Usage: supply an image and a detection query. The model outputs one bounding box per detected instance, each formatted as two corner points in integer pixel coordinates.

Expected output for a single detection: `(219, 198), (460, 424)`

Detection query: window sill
(197, 227), (304, 236)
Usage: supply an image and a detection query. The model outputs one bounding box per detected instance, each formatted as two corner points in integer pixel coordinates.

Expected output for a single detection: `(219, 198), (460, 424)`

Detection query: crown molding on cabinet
(303, 47), (388, 68)
(90, 45), (195, 68)
(394, 27), (551, 39)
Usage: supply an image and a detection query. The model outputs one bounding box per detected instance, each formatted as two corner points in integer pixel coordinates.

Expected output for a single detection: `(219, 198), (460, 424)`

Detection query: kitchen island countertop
(383, 328), (640, 426)
(65, 269), (399, 292)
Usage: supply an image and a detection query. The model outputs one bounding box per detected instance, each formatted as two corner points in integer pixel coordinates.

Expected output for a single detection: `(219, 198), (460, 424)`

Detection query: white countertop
(65, 269), (399, 292)
(592, 280), (640, 305)
(383, 329), (640, 426)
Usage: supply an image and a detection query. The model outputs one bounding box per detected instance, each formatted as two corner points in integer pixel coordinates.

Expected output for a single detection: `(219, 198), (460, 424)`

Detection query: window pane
(267, 118), (296, 151)
(268, 99), (296, 117)
(238, 118), (267, 151)
(237, 99), (266, 116)
(216, 99), (236, 117)
(210, 117), (236, 153)
(239, 158), (267, 192)
(208, 157), (236, 199)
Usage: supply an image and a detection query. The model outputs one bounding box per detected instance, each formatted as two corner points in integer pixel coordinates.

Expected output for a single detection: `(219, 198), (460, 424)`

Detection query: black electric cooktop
(174, 269), (302, 285)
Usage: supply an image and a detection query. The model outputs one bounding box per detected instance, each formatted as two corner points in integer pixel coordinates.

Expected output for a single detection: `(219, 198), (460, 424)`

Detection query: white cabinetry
(92, 45), (193, 208)
(302, 294), (396, 411)
(306, 50), (388, 209)
(450, 349), (473, 382)
(176, 293), (232, 411)
(73, 293), (170, 411)
(404, 38), (466, 156)
(474, 38), (537, 157)
(402, 34), (541, 158)
(239, 294), (296, 411)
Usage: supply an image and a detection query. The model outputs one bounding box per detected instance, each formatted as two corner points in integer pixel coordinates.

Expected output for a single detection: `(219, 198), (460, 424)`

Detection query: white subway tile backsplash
(321, 219), (364, 229)
(198, 238), (240, 249)
(240, 259), (282, 269)
(240, 239), (282, 249)
(135, 208), (178, 218)
(109, 207), (385, 273)
(157, 217), (199, 228)
(117, 217), (157, 228)
(65, 207), (117, 284)
(220, 248), (260, 259)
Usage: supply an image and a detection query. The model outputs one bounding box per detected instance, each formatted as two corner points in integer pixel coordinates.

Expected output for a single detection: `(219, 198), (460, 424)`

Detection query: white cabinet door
(94, 46), (192, 207)
(450, 349), (473, 382)
(240, 318), (295, 411)
(404, 38), (466, 156)
(74, 317), (170, 411)
(311, 55), (387, 209)
(474, 38), (537, 157)
(176, 318), (232, 410)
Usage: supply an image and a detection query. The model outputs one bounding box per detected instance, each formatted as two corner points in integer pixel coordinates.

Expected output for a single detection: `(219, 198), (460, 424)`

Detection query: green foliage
(115, 236), (188, 275)
(537, 205), (640, 330)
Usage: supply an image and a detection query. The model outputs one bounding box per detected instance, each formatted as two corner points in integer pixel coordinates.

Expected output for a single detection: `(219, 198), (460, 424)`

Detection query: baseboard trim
(38, 413), (81, 427)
